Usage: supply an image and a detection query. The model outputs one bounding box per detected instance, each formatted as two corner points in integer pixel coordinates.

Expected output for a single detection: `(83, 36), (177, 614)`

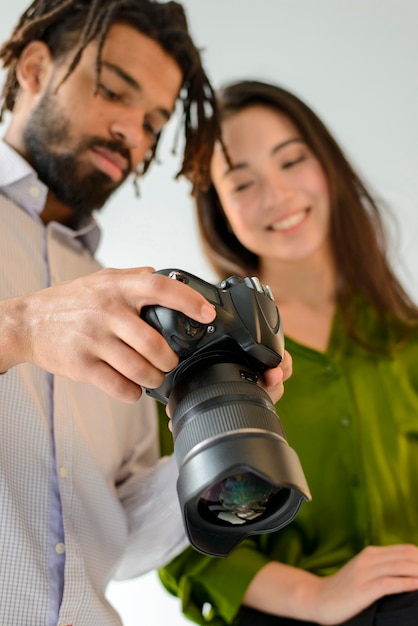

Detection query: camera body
(142, 269), (310, 557)
(142, 268), (285, 404)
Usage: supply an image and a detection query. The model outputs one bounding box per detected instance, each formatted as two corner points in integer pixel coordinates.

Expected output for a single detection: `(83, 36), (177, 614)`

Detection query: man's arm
(0, 267), (215, 402)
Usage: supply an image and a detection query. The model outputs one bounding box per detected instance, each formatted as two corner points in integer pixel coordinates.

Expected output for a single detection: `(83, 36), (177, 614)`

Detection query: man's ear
(15, 40), (53, 94)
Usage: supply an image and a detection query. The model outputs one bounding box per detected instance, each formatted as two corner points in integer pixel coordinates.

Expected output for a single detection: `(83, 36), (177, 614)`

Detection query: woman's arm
(244, 544), (418, 624)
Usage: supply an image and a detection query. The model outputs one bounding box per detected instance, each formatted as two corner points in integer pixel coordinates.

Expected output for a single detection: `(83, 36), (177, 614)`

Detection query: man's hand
(0, 267), (215, 402)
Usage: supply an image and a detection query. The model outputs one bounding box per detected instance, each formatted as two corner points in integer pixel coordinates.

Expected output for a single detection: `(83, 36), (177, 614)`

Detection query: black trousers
(237, 591), (418, 626)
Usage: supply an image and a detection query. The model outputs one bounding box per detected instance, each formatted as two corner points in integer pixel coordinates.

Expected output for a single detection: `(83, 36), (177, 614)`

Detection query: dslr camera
(142, 269), (311, 557)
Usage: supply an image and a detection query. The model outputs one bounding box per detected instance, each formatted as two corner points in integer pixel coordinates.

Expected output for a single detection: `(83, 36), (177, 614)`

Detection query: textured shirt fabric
(158, 305), (418, 625)
(0, 141), (188, 626)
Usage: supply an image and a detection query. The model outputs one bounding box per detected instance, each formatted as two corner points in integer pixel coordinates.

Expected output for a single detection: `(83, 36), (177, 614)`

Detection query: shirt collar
(0, 139), (101, 254)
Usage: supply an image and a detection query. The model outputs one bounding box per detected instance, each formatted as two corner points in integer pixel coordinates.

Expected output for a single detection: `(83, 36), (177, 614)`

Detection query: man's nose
(110, 113), (148, 150)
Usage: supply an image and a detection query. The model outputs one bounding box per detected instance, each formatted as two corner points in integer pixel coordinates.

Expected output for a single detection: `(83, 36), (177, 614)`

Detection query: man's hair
(0, 0), (221, 190)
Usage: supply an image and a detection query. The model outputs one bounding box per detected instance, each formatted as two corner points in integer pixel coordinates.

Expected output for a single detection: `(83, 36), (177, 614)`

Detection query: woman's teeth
(270, 211), (306, 231)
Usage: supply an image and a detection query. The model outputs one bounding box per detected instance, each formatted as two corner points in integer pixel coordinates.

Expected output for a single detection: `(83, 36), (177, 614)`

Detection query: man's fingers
(86, 360), (145, 403)
(112, 310), (180, 374)
(131, 271), (215, 324)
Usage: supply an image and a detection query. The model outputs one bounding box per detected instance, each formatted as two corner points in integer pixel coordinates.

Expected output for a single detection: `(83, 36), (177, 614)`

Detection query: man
(0, 1), (290, 625)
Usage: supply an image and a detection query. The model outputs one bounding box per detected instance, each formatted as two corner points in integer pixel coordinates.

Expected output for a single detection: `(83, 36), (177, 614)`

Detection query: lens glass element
(199, 472), (282, 526)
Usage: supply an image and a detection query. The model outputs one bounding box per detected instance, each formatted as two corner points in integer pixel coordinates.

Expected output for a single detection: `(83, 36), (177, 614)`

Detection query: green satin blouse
(158, 301), (418, 625)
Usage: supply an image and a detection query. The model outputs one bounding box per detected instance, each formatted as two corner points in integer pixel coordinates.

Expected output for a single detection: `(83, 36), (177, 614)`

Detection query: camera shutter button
(184, 317), (205, 337)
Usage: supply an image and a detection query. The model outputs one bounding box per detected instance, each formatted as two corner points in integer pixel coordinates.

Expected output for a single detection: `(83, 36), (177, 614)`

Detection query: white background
(1, 1), (418, 624)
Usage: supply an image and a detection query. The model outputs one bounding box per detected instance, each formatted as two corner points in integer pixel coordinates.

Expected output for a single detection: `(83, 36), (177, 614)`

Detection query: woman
(158, 80), (418, 626)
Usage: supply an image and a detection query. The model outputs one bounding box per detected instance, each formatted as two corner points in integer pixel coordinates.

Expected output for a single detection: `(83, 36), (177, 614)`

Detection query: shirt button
(55, 542), (66, 555)
(29, 185), (41, 198)
(59, 466), (67, 478)
(339, 416), (351, 428)
(202, 602), (213, 619)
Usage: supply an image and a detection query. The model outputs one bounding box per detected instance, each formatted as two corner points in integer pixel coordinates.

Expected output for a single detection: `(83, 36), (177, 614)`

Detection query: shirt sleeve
(113, 454), (190, 579)
(158, 539), (270, 625)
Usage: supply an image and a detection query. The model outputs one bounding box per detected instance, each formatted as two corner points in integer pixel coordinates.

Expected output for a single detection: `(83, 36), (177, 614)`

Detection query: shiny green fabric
(158, 302), (418, 625)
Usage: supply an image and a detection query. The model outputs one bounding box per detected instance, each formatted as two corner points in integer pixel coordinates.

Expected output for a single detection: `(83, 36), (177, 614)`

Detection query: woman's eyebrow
(270, 137), (304, 156)
(223, 161), (247, 177)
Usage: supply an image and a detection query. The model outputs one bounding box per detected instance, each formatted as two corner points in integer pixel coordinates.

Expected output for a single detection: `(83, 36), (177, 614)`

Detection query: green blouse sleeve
(158, 540), (270, 625)
(157, 401), (174, 457)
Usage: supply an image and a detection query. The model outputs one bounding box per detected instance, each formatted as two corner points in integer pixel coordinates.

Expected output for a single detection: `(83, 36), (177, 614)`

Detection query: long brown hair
(0, 0), (221, 191)
(194, 80), (418, 341)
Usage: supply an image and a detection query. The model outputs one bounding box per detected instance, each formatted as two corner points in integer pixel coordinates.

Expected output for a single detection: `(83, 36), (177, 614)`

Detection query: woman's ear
(15, 40), (53, 95)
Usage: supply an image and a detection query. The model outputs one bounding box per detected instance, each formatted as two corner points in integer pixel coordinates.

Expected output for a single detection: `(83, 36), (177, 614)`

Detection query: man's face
(22, 23), (183, 217)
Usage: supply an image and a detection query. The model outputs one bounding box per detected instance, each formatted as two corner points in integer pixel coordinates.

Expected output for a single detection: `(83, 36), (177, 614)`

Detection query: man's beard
(23, 88), (132, 218)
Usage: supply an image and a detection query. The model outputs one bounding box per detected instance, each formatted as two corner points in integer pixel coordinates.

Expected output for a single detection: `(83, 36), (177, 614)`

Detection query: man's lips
(89, 147), (129, 182)
(268, 209), (310, 232)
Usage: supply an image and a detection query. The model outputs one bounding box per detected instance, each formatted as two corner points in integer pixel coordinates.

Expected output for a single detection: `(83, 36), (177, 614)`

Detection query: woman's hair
(194, 79), (418, 336)
(0, 0), (221, 191)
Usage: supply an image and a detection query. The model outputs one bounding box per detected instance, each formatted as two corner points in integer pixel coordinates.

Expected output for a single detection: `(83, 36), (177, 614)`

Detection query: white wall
(1, 2), (417, 624)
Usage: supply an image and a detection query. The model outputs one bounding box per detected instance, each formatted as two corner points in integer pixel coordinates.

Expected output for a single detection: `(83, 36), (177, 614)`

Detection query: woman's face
(210, 104), (331, 264)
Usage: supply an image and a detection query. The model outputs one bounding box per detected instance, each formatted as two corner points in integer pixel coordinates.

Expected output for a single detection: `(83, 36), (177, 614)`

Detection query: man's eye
(143, 119), (159, 139)
(142, 120), (159, 139)
(98, 84), (120, 101)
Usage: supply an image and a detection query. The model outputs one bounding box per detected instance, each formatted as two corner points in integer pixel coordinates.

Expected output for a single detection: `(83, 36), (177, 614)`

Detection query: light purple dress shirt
(0, 140), (100, 625)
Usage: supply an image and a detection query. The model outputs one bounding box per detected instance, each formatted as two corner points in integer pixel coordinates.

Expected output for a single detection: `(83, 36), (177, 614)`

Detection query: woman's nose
(263, 172), (293, 209)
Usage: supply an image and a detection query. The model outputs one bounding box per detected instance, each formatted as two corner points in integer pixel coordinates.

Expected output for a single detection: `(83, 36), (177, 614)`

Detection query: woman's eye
(233, 181), (253, 193)
(282, 155), (306, 169)
(98, 84), (120, 101)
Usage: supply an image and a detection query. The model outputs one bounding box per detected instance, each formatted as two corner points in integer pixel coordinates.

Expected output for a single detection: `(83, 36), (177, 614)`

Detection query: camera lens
(199, 472), (284, 524)
(168, 358), (309, 556)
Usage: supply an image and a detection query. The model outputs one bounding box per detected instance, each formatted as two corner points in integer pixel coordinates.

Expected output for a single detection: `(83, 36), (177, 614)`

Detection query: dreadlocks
(0, 0), (222, 191)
